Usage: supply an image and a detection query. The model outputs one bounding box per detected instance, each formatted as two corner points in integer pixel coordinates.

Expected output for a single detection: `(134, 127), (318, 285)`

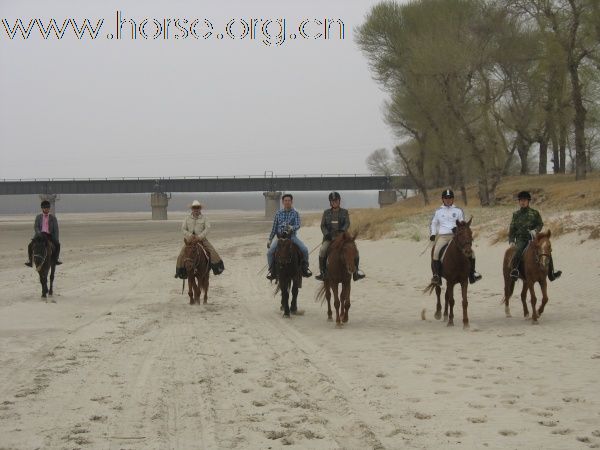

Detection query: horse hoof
(283, 313), (291, 318)
(505, 313), (512, 318)
(434, 312), (442, 320)
(327, 317), (333, 322)
(335, 323), (343, 328)
(447, 321), (454, 327)
(532, 319), (539, 325)
(463, 323), (469, 330)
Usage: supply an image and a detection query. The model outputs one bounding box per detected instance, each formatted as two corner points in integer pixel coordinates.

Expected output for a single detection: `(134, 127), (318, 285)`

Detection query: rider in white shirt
(429, 189), (482, 286)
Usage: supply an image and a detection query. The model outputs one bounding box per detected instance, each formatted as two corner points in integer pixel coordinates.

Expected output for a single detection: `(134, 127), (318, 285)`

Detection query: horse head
(275, 238), (298, 273)
(454, 218), (474, 258)
(31, 234), (49, 272)
(330, 232), (358, 276)
(534, 229), (552, 270)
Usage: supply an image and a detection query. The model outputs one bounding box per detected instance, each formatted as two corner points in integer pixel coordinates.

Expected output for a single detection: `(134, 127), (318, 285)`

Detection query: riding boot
(175, 267), (187, 279)
(301, 260), (312, 278)
(25, 241), (33, 267)
(431, 260), (442, 286)
(54, 241), (62, 265)
(548, 256), (562, 281)
(266, 264), (276, 281)
(315, 256), (326, 281)
(211, 260), (225, 275)
(510, 255), (520, 279)
(353, 255), (365, 281)
(469, 257), (482, 284)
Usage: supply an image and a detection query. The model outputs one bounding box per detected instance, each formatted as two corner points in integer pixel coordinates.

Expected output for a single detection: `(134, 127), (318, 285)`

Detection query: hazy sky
(0, 0), (401, 180)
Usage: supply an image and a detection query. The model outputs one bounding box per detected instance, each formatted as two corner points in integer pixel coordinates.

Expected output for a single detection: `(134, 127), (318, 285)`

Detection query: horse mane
(328, 231), (358, 253)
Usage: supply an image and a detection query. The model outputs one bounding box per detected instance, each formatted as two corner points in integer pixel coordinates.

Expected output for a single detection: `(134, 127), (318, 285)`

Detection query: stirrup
(315, 273), (325, 281)
(266, 272), (275, 281)
(431, 274), (442, 286)
(25, 261), (32, 267)
(302, 268), (313, 278)
(510, 269), (519, 279)
(56, 261), (63, 265)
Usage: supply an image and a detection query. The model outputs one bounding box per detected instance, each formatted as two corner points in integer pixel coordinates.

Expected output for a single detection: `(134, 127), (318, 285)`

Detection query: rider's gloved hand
(267, 239), (272, 249)
(429, 235), (436, 242)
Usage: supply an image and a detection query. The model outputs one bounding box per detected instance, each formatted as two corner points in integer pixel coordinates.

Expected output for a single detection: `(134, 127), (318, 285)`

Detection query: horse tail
(501, 276), (516, 305)
(422, 282), (437, 295)
(315, 283), (327, 305)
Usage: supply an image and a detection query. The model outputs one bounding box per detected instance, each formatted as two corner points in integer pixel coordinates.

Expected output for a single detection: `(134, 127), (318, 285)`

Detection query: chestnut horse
(423, 219), (474, 328)
(502, 230), (553, 323)
(30, 234), (57, 301)
(316, 232), (358, 326)
(182, 240), (210, 305)
(273, 237), (302, 317)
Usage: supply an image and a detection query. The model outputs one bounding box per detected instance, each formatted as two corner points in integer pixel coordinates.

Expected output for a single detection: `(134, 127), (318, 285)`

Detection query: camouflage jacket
(509, 207), (543, 243)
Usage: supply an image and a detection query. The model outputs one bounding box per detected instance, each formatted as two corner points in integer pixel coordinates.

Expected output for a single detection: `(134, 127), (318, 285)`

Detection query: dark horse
(502, 230), (554, 323)
(31, 234), (57, 300)
(273, 235), (302, 317)
(423, 219), (474, 328)
(182, 239), (210, 305)
(316, 232), (358, 326)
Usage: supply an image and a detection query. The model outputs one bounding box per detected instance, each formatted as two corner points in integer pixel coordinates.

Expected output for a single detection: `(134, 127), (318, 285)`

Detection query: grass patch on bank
(342, 173), (600, 241)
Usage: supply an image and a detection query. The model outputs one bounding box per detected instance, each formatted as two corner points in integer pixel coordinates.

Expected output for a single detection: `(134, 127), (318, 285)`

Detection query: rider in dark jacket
(315, 192), (365, 281)
(508, 191), (561, 280)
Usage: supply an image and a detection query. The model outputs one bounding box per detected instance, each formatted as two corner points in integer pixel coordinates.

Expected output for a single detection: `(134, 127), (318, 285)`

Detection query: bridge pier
(378, 190), (397, 208)
(263, 191), (282, 218)
(39, 193), (58, 215)
(150, 192), (170, 220)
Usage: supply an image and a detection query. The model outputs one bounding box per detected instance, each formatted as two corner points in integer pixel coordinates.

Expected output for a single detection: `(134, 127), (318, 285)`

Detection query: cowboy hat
(189, 200), (202, 208)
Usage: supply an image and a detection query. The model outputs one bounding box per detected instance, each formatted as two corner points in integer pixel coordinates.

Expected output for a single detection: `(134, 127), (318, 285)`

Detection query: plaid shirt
(269, 208), (301, 240)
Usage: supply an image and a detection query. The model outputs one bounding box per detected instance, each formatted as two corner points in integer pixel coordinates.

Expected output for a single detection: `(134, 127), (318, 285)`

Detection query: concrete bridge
(0, 174), (415, 219)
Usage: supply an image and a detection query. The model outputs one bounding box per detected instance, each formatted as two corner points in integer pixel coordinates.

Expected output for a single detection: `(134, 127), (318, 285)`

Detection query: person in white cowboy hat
(174, 200), (224, 279)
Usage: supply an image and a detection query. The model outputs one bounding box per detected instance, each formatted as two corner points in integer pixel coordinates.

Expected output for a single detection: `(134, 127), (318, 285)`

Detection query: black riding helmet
(441, 189), (454, 199)
(41, 200), (51, 208)
(517, 191), (531, 200)
(328, 191), (341, 202)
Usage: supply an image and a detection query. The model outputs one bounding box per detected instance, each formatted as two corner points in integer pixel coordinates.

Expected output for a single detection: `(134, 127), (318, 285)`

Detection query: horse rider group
(428, 189), (561, 285)
(25, 190), (562, 287)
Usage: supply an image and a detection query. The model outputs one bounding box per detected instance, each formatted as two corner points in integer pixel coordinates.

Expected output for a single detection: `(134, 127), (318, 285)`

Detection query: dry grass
(330, 173), (600, 242)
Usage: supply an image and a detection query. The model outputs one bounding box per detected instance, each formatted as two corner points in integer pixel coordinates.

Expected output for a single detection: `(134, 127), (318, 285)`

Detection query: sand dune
(0, 212), (598, 449)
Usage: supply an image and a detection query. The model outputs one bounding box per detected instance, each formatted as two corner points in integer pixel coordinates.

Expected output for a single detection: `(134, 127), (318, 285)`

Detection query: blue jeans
(267, 236), (309, 268)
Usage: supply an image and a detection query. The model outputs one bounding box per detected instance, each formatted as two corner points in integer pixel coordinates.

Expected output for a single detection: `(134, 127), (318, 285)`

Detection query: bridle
(454, 226), (473, 258)
(184, 242), (210, 276)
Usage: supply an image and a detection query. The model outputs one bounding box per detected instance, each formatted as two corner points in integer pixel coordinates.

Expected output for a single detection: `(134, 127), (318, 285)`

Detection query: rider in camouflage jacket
(509, 191), (561, 281)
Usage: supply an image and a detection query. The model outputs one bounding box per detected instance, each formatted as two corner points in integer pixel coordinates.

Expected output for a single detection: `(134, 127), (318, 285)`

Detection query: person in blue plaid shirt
(266, 194), (312, 280)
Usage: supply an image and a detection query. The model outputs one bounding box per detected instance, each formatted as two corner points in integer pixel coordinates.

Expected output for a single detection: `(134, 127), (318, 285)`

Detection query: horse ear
(467, 216), (472, 227)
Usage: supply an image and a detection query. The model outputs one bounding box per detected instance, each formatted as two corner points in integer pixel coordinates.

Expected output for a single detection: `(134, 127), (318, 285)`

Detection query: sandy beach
(0, 211), (599, 449)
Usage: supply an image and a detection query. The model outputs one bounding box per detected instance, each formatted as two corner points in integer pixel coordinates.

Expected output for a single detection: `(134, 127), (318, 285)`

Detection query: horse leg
(282, 288), (290, 318)
(342, 281), (351, 323)
(290, 280), (298, 313)
(39, 271), (47, 298)
(434, 285), (442, 320)
(538, 279), (548, 316)
(187, 276), (194, 305)
(460, 281), (469, 329)
(325, 284), (333, 322)
(446, 283), (455, 327)
(503, 272), (513, 318)
(203, 276), (209, 304)
(48, 264), (55, 297)
(194, 274), (201, 304)
(443, 287), (450, 322)
(332, 284), (341, 326)
(529, 282), (539, 324)
(520, 282), (529, 318)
